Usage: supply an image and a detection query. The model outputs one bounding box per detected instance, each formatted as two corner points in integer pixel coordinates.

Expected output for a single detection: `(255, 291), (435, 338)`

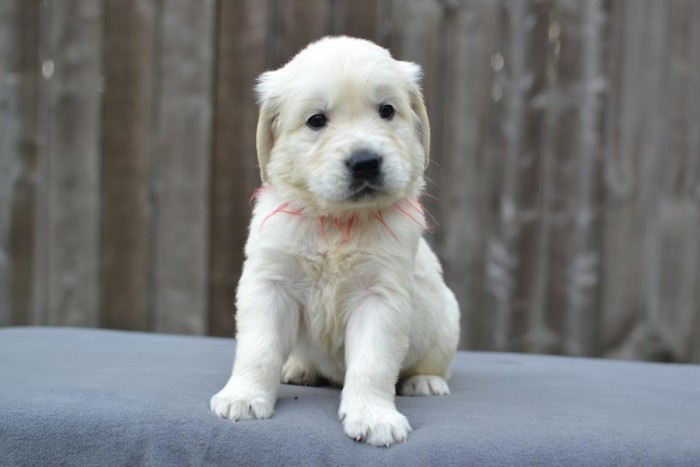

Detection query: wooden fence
(1, 0), (699, 363)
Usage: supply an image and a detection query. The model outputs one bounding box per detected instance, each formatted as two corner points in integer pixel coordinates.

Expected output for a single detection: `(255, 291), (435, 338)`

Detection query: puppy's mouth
(348, 182), (383, 201)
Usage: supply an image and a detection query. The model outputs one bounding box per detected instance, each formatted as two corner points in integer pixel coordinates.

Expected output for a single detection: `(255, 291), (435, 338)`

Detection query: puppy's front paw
(210, 388), (274, 421)
(339, 401), (412, 447)
(398, 375), (450, 396)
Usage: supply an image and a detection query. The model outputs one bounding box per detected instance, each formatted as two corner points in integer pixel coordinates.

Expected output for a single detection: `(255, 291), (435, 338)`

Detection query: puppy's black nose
(346, 151), (382, 179)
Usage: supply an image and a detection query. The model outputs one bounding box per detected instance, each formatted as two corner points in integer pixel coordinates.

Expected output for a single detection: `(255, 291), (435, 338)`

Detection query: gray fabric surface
(0, 327), (699, 466)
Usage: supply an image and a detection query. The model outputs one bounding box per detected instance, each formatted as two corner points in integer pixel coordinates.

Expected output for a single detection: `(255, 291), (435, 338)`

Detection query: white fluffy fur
(210, 36), (460, 447)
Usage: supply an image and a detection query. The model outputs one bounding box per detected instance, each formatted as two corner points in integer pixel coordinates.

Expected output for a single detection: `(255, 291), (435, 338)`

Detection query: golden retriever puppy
(210, 36), (459, 447)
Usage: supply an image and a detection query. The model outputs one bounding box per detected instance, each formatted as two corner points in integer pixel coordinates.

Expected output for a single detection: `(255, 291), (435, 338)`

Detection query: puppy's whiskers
(406, 198), (437, 233)
(371, 211), (401, 245)
(333, 215), (357, 244)
(250, 186), (267, 204)
(395, 203), (423, 227)
(320, 215), (327, 241)
(261, 202), (305, 226)
(419, 190), (438, 201)
(256, 187), (425, 245)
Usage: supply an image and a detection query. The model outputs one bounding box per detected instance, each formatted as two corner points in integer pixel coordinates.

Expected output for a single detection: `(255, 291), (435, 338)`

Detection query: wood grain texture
(439, 0), (500, 349)
(101, 0), (156, 331)
(539, 0), (606, 356)
(0, 0), (17, 326)
(687, 0), (700, 365)
(273, 0), (330, 66)
(650, 0), (700, 362)
(600, 0), (673, 360)
(151, 0), (216, 334)
(481, 1), (550, 352)
(7, 0), (42, 326)
(209, 0), (269, 337)
(331, 0), (380, 40)
(44, 0), (104, 327)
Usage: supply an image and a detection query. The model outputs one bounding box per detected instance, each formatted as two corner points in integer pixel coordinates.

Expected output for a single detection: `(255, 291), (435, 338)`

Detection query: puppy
(210, 36), (459, 447)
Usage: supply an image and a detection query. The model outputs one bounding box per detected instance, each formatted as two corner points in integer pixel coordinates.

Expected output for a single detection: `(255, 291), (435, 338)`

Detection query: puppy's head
(256, 36), (429, 211)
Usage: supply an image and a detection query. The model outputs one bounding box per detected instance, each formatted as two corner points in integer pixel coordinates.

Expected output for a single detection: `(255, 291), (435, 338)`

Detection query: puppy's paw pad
(398, 375), (450, 396)
(339, 405), (412, 446)
(282, 359), (322, 386)
(210, 390), (273, 421)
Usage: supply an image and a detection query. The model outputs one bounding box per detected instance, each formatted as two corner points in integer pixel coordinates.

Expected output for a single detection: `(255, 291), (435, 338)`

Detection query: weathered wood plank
(273, 0), (330, 66)
(651, 0), (700, 363)
(331, 0), (380, 40)
(44, 0), (104, 327)
(539, 0), (606, 356)
(7, 0), (42, 326)
(209, 0), (269, 337)
(688, 1), (700, 365)
(101, 0), (156, 331)
(480, 1), (550, 352)
(600, 0), (674, 361)
(152, 0), (216, 334)
(439, 0), (500, 349)
(0, 0), (18, 326)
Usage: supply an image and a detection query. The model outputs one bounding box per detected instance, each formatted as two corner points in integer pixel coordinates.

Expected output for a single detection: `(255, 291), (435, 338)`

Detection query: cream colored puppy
(210, 36), (459, 447)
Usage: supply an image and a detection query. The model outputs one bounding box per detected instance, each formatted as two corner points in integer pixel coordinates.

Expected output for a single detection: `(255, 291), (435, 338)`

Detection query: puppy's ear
(255, 71), (280, 183)
(398, 61), (431, 170)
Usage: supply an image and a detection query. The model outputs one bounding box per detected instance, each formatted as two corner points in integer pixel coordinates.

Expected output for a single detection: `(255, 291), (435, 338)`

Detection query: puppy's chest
(296, 247), (371, 352)
(302, 247), (360, 282)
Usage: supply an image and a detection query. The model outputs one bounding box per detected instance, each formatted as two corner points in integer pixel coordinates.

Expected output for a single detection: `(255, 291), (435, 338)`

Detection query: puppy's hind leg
(398, 374), (450, 396)
(282, 354), (324, 386)
(396, 333), (457, 396)
(398, 339), (455, 396)
(400, 265), (459, 397)
(398, 342), (455, 396)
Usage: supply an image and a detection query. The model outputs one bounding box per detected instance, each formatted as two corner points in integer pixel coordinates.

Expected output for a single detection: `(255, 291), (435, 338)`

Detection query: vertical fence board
(152, 0), (216, 334)
(209, 0), (269, 337)
(274, 0), (330, 66)
(8, 0), (42, 326)
(540, 0), (606, 356)
(439, 0), (500, 349)
(0, 0), (17, 326)
(44, 0), (104, 327)
(331, 0), (380, 40)
(101, 0), (156, 331)
(636, 1), (672, 362)
(690, 1), (700, 364)
(652, 0), (700, 362)
(481, 1), (550, 352)
(601, 0), (673, 360)
(389, 0), (442, 107)
(1, 0), (42, 327)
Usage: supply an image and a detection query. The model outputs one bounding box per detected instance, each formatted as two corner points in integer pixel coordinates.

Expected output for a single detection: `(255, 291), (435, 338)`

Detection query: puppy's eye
(307, 113), (328, 129)
(378, 104), (394, 120)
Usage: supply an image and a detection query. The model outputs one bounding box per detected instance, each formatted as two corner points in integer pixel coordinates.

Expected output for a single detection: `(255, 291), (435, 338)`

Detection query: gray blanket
(1, 327), (699, 466)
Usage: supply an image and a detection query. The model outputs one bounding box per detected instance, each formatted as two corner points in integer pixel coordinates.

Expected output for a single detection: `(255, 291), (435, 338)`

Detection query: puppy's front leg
(210, 264), (299, 422)
(339, 295), (412, 446)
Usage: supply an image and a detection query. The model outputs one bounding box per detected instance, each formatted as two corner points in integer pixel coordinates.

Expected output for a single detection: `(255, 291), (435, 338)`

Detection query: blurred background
(1, 0), (699, 363)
